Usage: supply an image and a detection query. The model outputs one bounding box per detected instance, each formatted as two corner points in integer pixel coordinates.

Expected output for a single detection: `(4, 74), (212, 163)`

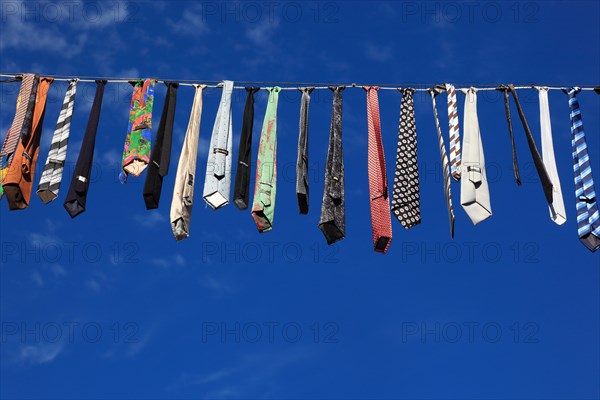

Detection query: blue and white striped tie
(564, 87), (600, 252)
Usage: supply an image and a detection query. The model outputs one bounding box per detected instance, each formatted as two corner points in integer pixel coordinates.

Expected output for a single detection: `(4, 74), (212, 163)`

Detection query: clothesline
(1, 74), (599, 254)
(1, 73), (598, 92)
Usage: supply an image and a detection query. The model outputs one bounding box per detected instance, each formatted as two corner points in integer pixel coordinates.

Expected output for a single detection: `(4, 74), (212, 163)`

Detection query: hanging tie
(499, 86), (522, 185)
(233, 87), (260, 210)
(536, 86), (566, 225)
(296, 87), (314, 215)
(429, 87), (455, 237)
(460, 87), (492, 225)
(3, 77), (54, 210)
(143, 81), (179, 210)
(0, 73), (38, 199)
(251, 86), (281, 233)
(501, 84), (554, 205)
(37, 79), (78, 204)
(170, 84), (206, 241)
(63, 80), (107, 218)
(563, 87), (600, 252)
(319, 86), (346, 244)
(445, 83), (462, 181)
(391, 88), (421, 229)
(364, 86), (393, 253)
(204, 80), (234, 209)
(119, 78), (155, 183)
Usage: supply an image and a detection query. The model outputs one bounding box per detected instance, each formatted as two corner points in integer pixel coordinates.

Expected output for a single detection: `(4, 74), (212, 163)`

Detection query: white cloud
(245, 19), (280, 48)
(31, 271), (45, 287)
(17, 342), (63, 365)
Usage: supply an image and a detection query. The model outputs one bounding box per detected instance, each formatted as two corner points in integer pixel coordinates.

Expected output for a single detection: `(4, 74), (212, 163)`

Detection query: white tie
(203, 80), (233, 209)
(170, 84), (206, 241)
(537, 86), (566, 225)
(460, 87), (492, 224)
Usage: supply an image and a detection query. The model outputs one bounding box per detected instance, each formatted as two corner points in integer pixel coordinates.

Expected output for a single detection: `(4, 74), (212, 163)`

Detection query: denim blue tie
(564, 87), (600, 252)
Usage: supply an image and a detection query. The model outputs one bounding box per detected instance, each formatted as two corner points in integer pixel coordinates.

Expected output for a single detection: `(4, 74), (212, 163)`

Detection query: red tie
(364, 86), (392, 253)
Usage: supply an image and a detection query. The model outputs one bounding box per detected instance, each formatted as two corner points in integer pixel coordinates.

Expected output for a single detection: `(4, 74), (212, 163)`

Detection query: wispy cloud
(150, 253), (186, 268)
(363, 42), (393, 62)
(133, 212), (167, 228)
(17, 342), (64, 365)
(167, 5), (210, 36)
(167, 349), (314, 397)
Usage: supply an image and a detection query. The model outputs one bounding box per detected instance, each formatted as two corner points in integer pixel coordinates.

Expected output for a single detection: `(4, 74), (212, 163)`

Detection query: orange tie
(364, 86), (392, 253)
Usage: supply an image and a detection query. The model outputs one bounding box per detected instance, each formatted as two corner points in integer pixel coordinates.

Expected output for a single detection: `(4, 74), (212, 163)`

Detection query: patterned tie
(364, 86), (392, 253)
(445, 84), (462, 181)
(170, 84), (206, 241)
(296, 87), (314, 215)
(563, 87), (600, 252)
(429, 87), (455, 238)
(37, 79), (78, 204)
(391, 88), (421, 229)
(119, 79), (155, 183)
(64, 80), (107, 218)
(204, 80), (234, 209)
(0, 73), (38, 199)
(233, 87), (260, 210)
(319, 86), (346, 245)
(537, 86), (566, 225)
(3, 77), (54, 210)
(143, 81), (179, 210)
(460, 87), (492, 225)
(251, 86), (281, 233)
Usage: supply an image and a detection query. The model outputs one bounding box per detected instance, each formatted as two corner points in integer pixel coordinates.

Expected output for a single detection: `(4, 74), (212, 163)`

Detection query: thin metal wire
(0, 73), (597, 92)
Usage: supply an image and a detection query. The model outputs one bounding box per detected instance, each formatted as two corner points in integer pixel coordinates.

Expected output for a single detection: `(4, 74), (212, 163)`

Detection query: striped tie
(445, 84), (462, 181)
(0, 73), (38, 198)
(37, 79), (78, 204)
(429, 87), (455, 238)
(564, 87), (600, 252)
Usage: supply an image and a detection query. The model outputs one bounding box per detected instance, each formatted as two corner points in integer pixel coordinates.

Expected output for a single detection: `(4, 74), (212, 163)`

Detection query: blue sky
(1, 1), (599, 398)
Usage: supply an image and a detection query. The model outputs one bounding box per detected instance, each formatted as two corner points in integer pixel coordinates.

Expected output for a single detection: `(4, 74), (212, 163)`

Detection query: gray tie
(204, 80), (234, 209)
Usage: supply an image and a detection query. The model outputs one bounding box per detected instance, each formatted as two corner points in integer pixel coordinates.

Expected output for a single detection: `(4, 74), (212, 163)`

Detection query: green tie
(251, 86), (281, 232)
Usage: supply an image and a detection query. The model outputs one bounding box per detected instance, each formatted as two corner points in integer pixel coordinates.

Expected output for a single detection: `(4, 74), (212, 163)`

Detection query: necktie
(500, 87), (522, 185)
(537, 86), (566, 225)
(319, 86), (346, 244)
(64, 80), (107, 218)
(296, 87), (314, 215)
(251, 86), (281, 233)
(119, 79), (155, 183)
(204, 80), (234, 209)
(233, 87), (260, 210)
(563, 87), (600, 252)
(3, 77), (54, 210)
(460, 87), (492, 225)
(170, 84), (206, 241)
(502, 84), (554, 205)
(0, 73), (38, 199)
(391, 88), (421, 229)
(445, 84), (462, 181)
(429, 87), (455, 237)
(364, 86), (392, 253)
(37, 79), (78, 204)
(143, 81), (179, 210)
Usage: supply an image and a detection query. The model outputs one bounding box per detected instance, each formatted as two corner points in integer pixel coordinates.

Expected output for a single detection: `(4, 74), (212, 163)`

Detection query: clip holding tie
(22, 151), (32, 161)
(48, 158), (64, 166)
(213, 148), (229, 156)
(76, 175), (88, 183)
